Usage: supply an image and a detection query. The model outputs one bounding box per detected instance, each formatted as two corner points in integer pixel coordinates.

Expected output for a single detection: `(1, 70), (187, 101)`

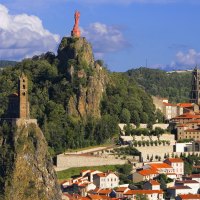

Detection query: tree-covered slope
(126, 67), (192, 103)
(0, 60), (17, 68)
(0, 38), (157, 155)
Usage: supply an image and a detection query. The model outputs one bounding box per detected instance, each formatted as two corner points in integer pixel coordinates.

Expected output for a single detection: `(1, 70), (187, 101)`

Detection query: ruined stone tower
(190, 67), (200, 105)
(18, 73), (30, 119)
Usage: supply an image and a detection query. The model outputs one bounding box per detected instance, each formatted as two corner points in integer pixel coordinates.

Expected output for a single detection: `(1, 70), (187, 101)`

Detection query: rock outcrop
(58, 37), (108, 118)
(0, 120), (62, 200)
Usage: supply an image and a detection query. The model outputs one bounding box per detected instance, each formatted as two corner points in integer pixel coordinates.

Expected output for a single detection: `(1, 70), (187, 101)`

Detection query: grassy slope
(57, 165), (122, 180)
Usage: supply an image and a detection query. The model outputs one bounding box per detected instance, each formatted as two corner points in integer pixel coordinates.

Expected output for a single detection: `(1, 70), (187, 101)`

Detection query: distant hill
(0, 60), (17, 68)
(125, 67), (192, 103)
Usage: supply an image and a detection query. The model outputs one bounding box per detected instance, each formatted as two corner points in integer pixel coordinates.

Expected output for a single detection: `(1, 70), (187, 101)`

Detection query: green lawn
(57, 165), (122, 180)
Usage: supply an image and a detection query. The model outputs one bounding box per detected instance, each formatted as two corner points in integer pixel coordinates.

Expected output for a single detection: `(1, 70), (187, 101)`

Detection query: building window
(23, 85), (25, 89)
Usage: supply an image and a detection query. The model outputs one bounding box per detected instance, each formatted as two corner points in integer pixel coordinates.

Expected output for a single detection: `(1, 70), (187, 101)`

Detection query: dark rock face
(0, 120), (62, 200)
(58, 37), (108, 118)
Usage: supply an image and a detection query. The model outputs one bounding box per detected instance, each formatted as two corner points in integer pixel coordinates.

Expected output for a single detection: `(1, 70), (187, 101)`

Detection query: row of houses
(132, 158), (184, 182)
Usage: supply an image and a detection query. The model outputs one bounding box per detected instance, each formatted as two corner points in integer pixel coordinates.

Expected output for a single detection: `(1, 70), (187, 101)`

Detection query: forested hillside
(0, 60), (17, 68)
(0, 38), (157, 155)
(126, 67), (192, 103)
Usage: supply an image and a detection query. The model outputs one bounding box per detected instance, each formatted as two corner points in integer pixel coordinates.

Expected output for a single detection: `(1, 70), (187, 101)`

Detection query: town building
(143, 180), (160, 190)
(164, 158), (184, 177)
(93, 172), (119, 189)
(176, 194), (200, 200)
(124, 189), (164, 200)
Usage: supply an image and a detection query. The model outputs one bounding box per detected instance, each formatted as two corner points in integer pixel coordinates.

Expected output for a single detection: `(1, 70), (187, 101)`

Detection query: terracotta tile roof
(177, 103), (193, 108)
(124, 190), (163, 195)
(149, 180), (160, 185)
(184, 129), (200, 132)
(177, 124), (189, 127)
(178, 194), (200, 199)
(98, 189), (113, 195)
(168, 186), (191, 190)
(96, 173), (107, 177)
(189, 174), (200, 178)
(81, 197), (90, 200)
(173, 113), (200, 119)
(88, 194), (110, 200)
(138, 169), (158, 176)
(165, 158), (183, 163)
(187, 120), (200, 124)
(116, 187), (129, 192)
(149, 163), (173, 169)
(95, 172), (117, 178)
(176, 180), (199, 184)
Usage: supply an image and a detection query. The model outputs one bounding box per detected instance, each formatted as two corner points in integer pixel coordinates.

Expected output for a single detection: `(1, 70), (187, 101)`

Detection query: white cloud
(81, 22), (130, 58)
(172, 49), (200, 67)
(0, 4), (60, 60)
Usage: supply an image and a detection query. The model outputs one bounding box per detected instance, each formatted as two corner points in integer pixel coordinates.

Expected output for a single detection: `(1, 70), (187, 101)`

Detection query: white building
(164, 158), (184, 178)
(93, 172), (119, 188)
(124, 189), (164, 200)
(143, 180), (160, 190)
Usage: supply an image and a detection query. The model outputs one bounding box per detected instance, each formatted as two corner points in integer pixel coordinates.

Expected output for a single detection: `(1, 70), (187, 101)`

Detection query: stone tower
(190, 67), (200, 105)
(18, 73), (30, 119)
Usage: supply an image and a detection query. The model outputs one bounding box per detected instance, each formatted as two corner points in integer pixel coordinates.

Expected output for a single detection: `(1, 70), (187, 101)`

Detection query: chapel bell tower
(18, 73), (30, 119)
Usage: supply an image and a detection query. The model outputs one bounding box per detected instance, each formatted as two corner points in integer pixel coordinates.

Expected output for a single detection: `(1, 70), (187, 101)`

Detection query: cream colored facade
(93, 173), (119, 188)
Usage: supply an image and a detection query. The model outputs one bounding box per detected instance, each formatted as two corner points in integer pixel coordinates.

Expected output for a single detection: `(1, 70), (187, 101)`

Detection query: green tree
(120, 108), (131, 123)
(135, 194), (149, 200)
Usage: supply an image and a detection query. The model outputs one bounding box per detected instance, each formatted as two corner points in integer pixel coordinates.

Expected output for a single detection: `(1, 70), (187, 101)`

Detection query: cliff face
(0, 120), (61, 200)
(58, 37), (108, 118)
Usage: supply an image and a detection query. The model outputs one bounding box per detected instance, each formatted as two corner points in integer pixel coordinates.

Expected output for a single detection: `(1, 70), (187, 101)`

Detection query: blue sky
(0, 0), (200, 71)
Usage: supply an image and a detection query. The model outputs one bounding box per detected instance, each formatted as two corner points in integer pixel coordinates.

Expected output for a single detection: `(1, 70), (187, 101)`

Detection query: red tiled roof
(177, 103), (193, 108)
(98, 189), (113, 195)
(184, 129), (200, 132)
(168, 186), (191, 190)
(138, 169), (158, 176)
(88, 194), (110, 200)
(149, 163), (173, 169)
(187, 120), (200, 124)
(165, 158), (183, 163)
(96, 173), (108, 177)
(189, 174), (200, 178)
(177, 124), (189, 127)
(124, 190), (163, 195)
(177, 180), (199, 184)
(178, 194), (200, 199)
(173, 113), (200, 119)
(116, 187), (129, 192)
(149, 180), (160, 185)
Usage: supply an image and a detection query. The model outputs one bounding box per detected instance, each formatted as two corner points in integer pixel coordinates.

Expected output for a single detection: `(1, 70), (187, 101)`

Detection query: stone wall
(56, 154), (127, 171)
(136, 145), (174, 162)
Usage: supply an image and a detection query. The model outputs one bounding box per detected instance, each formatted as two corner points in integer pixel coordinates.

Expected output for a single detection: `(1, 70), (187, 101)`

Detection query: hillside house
(93, 172), (119, 189)
(124, 189), (164, 200)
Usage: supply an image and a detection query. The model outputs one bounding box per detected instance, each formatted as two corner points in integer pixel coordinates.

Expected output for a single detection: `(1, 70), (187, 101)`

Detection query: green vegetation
(57, 164), (131, 181)
(0, 60), (17, 68)
(124, 126), (165, 138)
(126, 67), (191, 103)
(0, 39), (159, 155)
(180, 153), (200, 174)
(101, 73), (156, 126)
(113, 146), (140, 156)
(0, 121), (15, 195)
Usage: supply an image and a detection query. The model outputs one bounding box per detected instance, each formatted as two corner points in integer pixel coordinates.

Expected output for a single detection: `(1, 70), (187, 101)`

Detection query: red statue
(71, 10), (81, 37)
